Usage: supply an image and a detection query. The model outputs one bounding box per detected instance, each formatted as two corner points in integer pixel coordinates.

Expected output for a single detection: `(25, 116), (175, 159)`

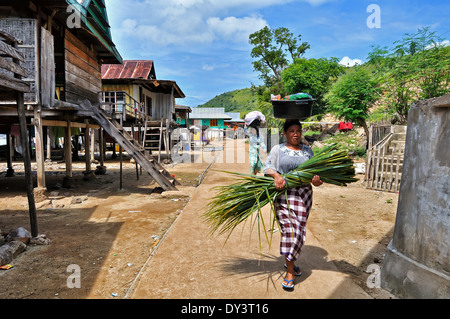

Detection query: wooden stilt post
(65, 120), (72, 177)
(6, 131), (14, 177)
(84, 120), (91, 172)
(46, 127), (52, 161)
(99, 128), (105, 166)
(119, 145), (123, 190)
(34, 107), (46, 189)
(17, 92), (38, 237)
(90, 127), (95, 162)
(63, 120), (73, 189)
(131, 123), (139, 180)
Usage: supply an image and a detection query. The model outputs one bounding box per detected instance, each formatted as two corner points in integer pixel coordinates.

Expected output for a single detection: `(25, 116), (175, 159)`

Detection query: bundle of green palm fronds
(203, 143), (358, 244)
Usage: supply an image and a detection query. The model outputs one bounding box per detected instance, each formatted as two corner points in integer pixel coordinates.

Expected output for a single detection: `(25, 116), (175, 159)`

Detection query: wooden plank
(65, 30), (98, 60)
(373, 147), (380, 189)
(40, 27), (55, 108)
(369, 150), (375, 188)
(65, 81), (100, 104)
(388, 146), (395, 191)
(0, 55), (28, 77)
(0, 72), (29, 92)
(395, 154), (401, 192)
(0, 39), (26, 61)
(65, 49), (100, 79)
(365, 149), (371, 188)
(0, 29), (20, 43)
(380, 146), (386, 190)
(41, 119), (99, 129)
(65, 64), (101, 92)
(64, 32), (100, 71)
(65, 60), (101, 89)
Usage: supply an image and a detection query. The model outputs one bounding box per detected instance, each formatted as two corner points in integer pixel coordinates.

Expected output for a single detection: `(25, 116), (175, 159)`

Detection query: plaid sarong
(275, 185), (313, 262)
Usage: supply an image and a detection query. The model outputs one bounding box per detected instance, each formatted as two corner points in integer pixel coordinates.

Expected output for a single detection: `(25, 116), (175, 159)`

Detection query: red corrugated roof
(101, 60), (155, 79)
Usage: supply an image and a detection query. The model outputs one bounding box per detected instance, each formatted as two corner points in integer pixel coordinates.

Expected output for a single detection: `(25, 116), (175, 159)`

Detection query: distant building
(224, 112), (245, 128)
(182, 107), (232, 129)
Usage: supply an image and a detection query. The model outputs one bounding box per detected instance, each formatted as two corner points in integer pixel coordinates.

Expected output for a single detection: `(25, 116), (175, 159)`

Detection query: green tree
(281, 57), (344, 113)
(325, 67), (380, 146)
(392, 26), (439, 56)
(249, 26), (310, 94)
(366, 27), (450, 123)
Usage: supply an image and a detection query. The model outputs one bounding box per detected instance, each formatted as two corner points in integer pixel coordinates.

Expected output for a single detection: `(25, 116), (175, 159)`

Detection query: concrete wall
(381, 94), (450, 298)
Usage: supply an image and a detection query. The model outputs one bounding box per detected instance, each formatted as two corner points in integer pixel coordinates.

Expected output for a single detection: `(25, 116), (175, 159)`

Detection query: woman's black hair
(249, 119), (261, 137)
(283, 119), (302, 132)
(249, 118), (260, 128)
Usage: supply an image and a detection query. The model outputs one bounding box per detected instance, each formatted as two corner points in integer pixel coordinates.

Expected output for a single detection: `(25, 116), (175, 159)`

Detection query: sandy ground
(0, 139), (397, 299)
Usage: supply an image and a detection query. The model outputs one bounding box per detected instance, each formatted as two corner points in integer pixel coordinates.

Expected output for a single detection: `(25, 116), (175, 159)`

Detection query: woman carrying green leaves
(204, 120), (357, 291)
(264, 119), (323, 290)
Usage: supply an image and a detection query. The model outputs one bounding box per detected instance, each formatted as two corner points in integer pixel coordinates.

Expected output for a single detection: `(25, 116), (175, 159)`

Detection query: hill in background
(198, 88), (258, 117)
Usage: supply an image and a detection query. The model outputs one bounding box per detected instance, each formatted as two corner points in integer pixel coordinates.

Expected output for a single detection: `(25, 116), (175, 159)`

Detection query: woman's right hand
(274, 173), (285, 190)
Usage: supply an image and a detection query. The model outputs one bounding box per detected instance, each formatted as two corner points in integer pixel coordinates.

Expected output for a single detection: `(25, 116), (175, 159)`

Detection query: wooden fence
(366, 125), (406, 193)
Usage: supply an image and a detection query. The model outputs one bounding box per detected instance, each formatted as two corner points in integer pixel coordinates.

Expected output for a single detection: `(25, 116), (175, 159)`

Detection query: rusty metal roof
(101, 60), (156, 80)
(102, 60), (185, 98)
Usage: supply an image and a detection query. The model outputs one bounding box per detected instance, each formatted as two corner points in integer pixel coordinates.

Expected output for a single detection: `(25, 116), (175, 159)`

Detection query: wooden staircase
(80, 100), (179, 191)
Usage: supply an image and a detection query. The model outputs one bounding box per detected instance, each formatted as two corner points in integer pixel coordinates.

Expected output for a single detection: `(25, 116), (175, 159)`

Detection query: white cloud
(339, 56), (363, 67)
(202, 64), (215, 71)
(207, 15), (268, 42)
(202, 62), (232, 72)
(425, 39), (450, 50)
(107, 0), (333, 51)
(109, 0), (270, 48)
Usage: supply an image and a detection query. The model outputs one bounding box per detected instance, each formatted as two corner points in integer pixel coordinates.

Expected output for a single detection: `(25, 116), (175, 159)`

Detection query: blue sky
(105, 0), (450, 107)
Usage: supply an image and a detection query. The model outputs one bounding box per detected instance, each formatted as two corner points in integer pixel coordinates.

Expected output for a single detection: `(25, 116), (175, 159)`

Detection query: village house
(186, 107), (231, 129)
(224, 112), (245, 129)
(0, 0), (181, 234)
(100, 60), (185, 158)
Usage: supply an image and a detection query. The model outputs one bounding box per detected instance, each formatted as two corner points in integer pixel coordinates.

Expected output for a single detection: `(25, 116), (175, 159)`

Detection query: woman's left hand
(311, 175), (323, 187)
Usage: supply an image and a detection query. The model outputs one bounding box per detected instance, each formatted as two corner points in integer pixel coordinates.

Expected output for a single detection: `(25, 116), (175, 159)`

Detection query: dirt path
(128, 140), (396, 299)
(0, 139), (396, 299)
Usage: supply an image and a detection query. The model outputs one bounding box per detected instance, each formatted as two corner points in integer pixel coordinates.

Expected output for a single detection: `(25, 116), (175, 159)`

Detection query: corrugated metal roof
(225, 112), (244, 122)
(189, 107), (232, 120)
(101, 60), (155, 80)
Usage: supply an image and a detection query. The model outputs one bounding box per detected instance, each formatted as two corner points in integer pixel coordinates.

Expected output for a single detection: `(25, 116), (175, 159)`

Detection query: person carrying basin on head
(263, 119), (323, 290)
(244, 111), (267, 175)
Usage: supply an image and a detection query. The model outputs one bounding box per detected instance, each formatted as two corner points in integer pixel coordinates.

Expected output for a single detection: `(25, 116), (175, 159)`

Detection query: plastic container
(271, 98), (315, 119)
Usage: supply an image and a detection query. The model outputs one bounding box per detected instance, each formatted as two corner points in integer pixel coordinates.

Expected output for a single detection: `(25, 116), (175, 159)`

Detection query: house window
(210, 119), (218, 127)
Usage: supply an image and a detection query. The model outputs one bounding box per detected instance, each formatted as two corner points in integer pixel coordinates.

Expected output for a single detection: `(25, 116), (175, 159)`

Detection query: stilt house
(0, 0), (180, 234)
(100, 60), (185, 159)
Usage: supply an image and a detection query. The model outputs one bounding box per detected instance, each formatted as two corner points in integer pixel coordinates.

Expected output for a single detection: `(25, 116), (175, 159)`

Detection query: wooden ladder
(80, 100), (179, 191)
(143, 121), (163, 162)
